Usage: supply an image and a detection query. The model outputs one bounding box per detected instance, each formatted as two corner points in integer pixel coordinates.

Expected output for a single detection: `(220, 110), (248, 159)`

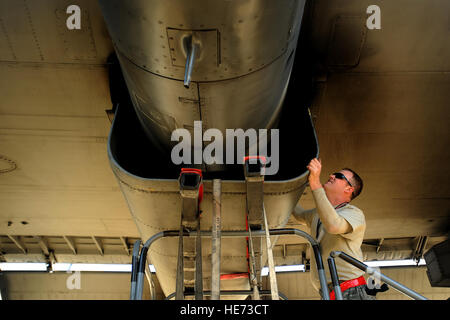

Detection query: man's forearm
(309, 179), (322, 191)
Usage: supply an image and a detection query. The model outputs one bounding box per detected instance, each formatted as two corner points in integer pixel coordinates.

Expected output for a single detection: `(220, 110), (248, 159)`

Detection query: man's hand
(307, 158), (322, 190)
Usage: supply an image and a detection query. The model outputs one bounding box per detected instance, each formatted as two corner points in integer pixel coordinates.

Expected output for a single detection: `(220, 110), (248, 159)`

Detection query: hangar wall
(2, 267), (449, 300)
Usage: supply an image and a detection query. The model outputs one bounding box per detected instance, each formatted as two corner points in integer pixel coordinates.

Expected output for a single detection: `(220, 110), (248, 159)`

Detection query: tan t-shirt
(294, 188), (366, 291)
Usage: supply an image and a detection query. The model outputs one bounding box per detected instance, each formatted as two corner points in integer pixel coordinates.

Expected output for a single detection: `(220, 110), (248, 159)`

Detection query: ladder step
(184, 253), (196, 259)
(184, 267), (196, 272)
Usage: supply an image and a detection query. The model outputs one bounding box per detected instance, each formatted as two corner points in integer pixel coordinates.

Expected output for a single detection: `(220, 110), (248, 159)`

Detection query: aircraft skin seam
(118, 177), (306, 196)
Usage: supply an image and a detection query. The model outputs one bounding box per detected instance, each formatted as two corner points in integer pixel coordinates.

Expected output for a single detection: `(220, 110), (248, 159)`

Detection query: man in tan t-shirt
(293, 158), (375, 300)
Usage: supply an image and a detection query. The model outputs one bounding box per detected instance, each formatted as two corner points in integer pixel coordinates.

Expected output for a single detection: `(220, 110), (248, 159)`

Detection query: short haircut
(342, 168), (363, 200)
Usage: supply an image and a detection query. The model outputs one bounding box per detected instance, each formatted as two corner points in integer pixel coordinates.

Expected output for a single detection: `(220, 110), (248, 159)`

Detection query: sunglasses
(333, 172), (353, 187)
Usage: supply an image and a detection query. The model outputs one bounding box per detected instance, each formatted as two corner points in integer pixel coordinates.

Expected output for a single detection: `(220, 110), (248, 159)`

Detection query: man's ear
(344, 186), (354, 195)
(344, 187), (354, 202)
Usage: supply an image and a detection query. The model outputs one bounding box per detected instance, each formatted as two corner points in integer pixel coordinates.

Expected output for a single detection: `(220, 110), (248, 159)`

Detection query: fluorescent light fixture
(0, 263), (156, 273)
(52, 263), (132, 272)
(260, 259), (426, 276)
(0, 263), (48, 271)
(0, 259), (426, 274)
(364, 259), (426, 268)
(261, 264), (306, 276)
(51, 263), (156, 273)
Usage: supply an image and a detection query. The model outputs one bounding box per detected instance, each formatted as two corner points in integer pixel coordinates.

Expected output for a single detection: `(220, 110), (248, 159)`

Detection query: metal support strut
(330, 251), (428, 300)
(211, 179), (222, 300)
(327, 256), (343, 300)
(129, 240), (141, 300)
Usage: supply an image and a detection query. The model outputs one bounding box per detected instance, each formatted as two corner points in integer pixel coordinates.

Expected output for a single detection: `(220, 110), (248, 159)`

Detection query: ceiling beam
(33, 236), (50, 256)
(63, 236), (77, 255)
(413, 236), (428, 262)
(7, 235), (27, 254)
(49, 251), (57, 264)
(120, 237), (130, 256)
(91, 236), (104, 255)
(376, 238), (384, 253)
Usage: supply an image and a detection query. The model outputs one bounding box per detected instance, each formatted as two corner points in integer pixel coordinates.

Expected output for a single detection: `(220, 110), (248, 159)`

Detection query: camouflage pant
(342, 285), (376, 300)
(321, 285), (376, 300)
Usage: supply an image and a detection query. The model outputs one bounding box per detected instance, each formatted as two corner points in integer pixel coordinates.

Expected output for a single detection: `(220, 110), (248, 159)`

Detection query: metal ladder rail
(129, 240), (141, 300)
(132, 228), (329, 300)
(247, 224), (261, 300)
(243, 156), (279, 300)
(329, 251), (428, 300)
(175, 220), (203, 300)
(176, 168), (204, 300)
(327, 255), (344, 300)
(262, 206), (279, 300)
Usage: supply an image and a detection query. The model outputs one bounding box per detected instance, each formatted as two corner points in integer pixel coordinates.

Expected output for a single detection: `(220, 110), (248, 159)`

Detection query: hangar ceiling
(0, 0), (448, 291)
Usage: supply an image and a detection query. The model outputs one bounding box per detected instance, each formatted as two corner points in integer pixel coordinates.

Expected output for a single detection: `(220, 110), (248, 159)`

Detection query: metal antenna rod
(184, 36), (197, 88)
